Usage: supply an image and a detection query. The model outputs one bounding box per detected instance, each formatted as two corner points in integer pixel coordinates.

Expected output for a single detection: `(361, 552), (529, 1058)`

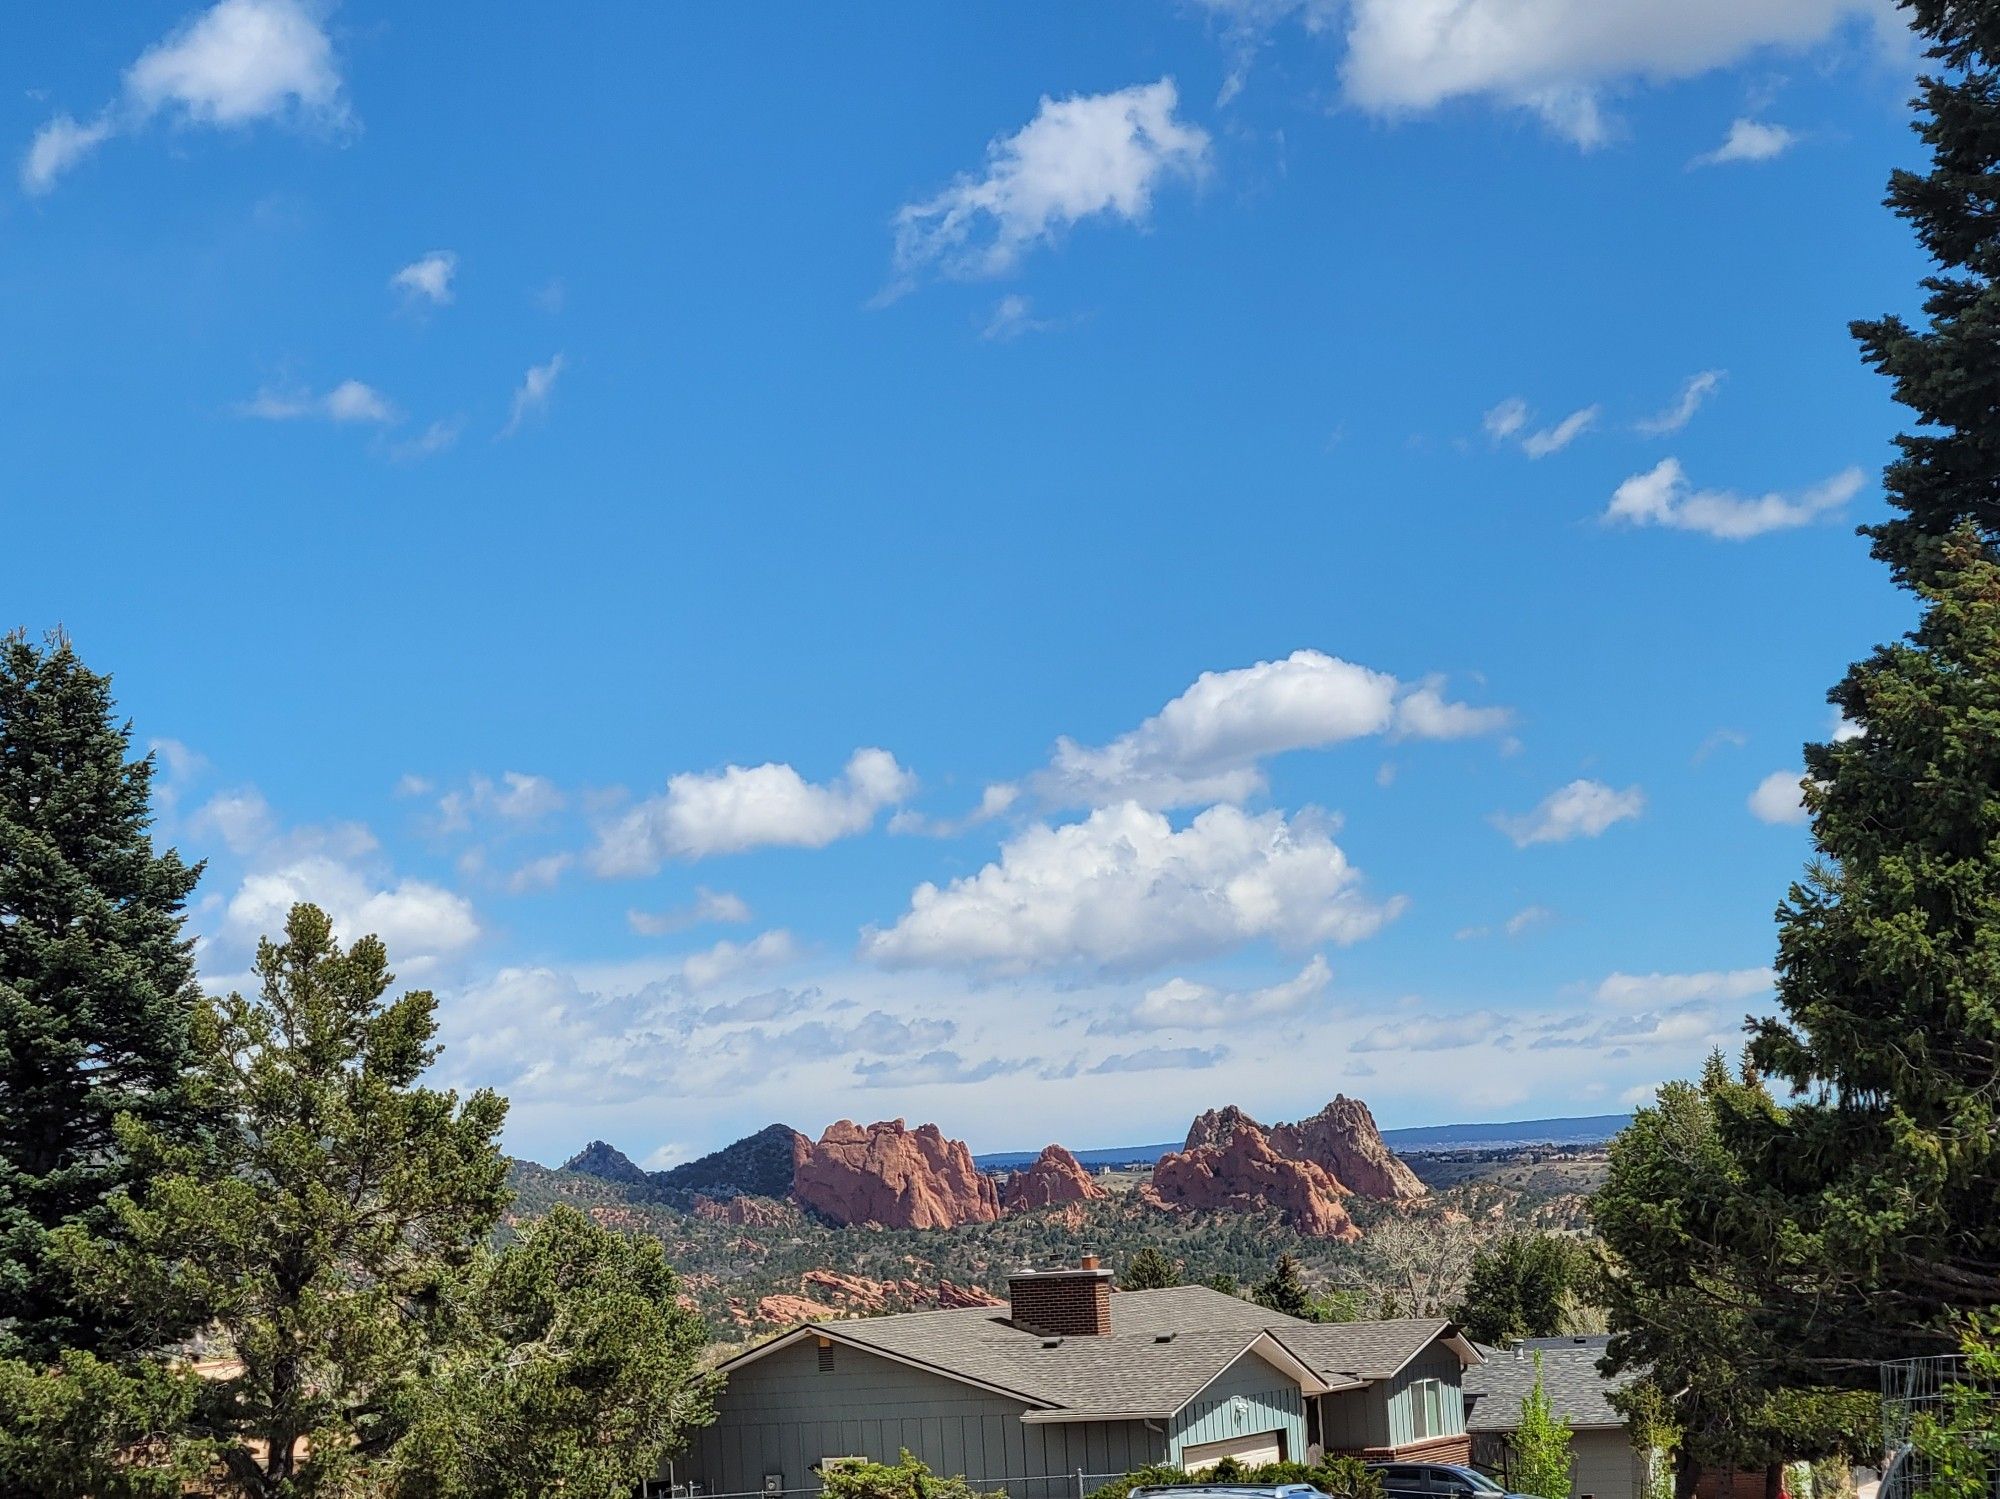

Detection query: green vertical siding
(1167, 1350), (1308, 1467)
(1383, 1348), (1466, 1448)
(677, 1338), (1167, 1496)
(1318, 1387), (1389, 1453)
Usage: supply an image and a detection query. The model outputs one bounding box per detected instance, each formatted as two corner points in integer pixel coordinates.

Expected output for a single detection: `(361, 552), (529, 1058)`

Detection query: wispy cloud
(392, 250), (457, 305)
(501, 354), (565, 437)
(982, 294), (1058, 341)
(1639, 371), (1725, 436)
(1493, 778), (1645, 847)
(1521, 405), (1599, 458)
(628, 888), (754, 937)
(1485, 396), (1596, 457)
(237, 379), (397, 425)
(889, 78), (1209, 289)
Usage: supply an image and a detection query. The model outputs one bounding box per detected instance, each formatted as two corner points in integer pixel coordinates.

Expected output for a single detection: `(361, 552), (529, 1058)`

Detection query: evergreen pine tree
(57, 903), (511, 1494)
(1646, 0), (2000, 1376)
(1252, 1255), (1312, 1319)
(1852, 2), (2000, 584)
(1120, 1247), (1181, 1291)
(0, 630), (206, 1360)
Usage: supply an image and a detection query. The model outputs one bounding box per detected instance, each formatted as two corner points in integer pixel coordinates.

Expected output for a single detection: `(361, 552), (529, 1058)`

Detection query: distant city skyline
(4, 1), (1921, 1168)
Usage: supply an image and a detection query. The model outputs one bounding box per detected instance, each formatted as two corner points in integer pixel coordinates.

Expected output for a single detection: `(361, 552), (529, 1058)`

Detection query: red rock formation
(935, 1280), (1006, 1309)
(800, 1269), (1004, 1312)
(1183, 1105), (1267, 1154)
(793, 1119), (1002, 1229)
(756, 1293), (840, 1326)
(1147, 1126), (1360, 1241)
(692, 1193), (799, 1228)
(1003, 1145), (1109, 1211)
(1270, 1095), (1427, 1202)
(802, 1269), (897, 1311)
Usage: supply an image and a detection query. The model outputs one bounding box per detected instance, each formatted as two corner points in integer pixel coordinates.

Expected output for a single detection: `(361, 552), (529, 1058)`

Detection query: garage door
(1181, 1431), (1286, 1472)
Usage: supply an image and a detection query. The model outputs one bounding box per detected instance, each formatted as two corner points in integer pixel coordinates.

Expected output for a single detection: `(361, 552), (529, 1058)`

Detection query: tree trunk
(1673, 1448), (1700, 1499)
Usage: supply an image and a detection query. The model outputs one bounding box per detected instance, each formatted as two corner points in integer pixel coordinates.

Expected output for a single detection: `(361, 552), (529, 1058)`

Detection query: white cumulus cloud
(225, 856), (478, 972)
(1337, 0), (1883, 146)
(1693, 118), (1800, 167)
(23, 0), (344, 194)
(1494, 778), (1645, 847)
(1605, 457), (1863, 539)
(1749, 769), (1811, 824)
(592, 748), (916, 874)
(1009, 650), (1508, 813)
(862, 802), (1404, 975)
(891, 78), (1209, 284)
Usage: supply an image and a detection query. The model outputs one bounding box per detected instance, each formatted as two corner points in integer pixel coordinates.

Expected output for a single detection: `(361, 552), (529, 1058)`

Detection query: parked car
(1131, 1486), (1331, 1499)
(1365, 1463), (1534, 1499)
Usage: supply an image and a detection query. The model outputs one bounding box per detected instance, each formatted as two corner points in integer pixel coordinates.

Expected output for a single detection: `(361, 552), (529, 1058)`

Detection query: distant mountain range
(970, 1112), (1632, 1169)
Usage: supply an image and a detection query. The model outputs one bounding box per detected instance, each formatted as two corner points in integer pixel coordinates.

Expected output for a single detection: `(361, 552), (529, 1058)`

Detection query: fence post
(1074, 1470), (1085, 1499)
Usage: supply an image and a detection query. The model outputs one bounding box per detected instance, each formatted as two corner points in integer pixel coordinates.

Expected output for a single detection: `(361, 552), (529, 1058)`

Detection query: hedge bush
(1088, 1455), (1385, 1499)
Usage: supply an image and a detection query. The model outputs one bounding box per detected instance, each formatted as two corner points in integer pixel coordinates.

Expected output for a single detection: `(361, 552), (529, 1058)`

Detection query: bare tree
(1361, 1214), (1493, 1318)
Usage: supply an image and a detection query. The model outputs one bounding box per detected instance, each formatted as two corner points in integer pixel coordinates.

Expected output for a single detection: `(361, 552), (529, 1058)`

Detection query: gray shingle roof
(1462, 1339), (1635, 1432)
(1276, 1319), (1465, 1381)
(726, 1285), (1471, 1421)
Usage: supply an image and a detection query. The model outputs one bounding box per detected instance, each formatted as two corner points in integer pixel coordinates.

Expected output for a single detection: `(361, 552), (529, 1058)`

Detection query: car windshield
(1461, 1473), (1506, 1495)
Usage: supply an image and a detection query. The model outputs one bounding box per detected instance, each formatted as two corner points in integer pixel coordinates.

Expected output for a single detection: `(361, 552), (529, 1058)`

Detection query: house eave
(715, 1323), (1055, 1411)
(1380, 1323), (1483, 1381)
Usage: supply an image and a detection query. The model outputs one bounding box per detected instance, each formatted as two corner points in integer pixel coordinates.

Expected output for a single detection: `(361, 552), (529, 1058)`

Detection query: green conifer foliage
(1852, 3), (2000, 584)
(0, 631), (206, 1360)
(58, 903), (511, 1495)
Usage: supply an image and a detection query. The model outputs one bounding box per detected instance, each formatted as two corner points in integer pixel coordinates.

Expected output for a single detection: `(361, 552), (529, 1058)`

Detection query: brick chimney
(1008, 1255), (1114, 1337)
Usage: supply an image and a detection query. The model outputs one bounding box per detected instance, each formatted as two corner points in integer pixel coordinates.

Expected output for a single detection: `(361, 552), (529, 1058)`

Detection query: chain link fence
(641, 1472), (1132, 1499)
(1879, 1353), (2000, 1499)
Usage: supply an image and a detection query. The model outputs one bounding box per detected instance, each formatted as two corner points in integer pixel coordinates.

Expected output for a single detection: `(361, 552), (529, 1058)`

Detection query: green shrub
(1087, 1454), (1384, 1499)
(820, 1451), (1005, 1499)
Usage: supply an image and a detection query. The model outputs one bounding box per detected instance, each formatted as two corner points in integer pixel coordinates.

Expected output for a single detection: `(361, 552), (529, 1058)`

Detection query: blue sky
(3, 0), (1925, 1167)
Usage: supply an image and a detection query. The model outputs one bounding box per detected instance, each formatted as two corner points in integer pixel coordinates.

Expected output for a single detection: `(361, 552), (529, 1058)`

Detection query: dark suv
(1366, 1463), (1532, 1499)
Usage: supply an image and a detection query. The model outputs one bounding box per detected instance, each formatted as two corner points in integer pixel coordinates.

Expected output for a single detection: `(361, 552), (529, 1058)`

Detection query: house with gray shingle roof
(668, 1259), (1483, 1499)
(1464, 1336), (1651, 1499)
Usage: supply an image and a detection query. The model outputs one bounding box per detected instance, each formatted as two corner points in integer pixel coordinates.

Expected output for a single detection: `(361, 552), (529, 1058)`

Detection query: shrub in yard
(1513, 1353), (1575, 1499)
(1089, 1454), (1384, 1499)
(820, 1451), (1005, 1499)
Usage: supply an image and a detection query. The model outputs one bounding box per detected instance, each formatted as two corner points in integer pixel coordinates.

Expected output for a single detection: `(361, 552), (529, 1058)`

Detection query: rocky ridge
(557, 1093), (1422, 1241)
